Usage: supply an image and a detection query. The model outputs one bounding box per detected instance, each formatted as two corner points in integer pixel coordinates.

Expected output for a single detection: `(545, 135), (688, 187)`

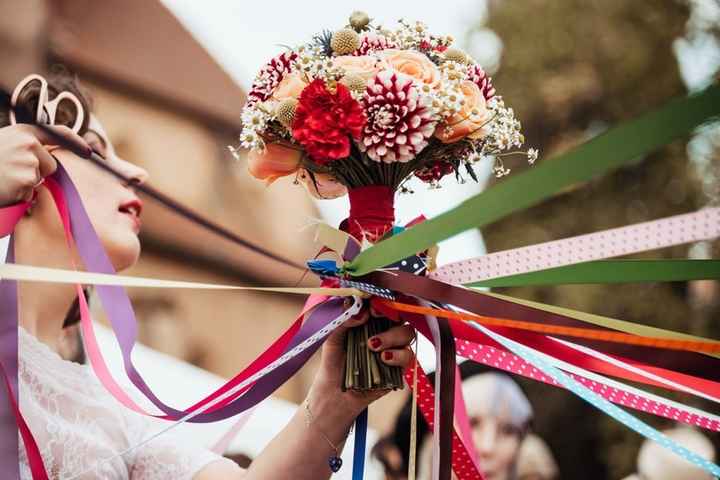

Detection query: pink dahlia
(247, 52), (298, 105)
(467, 64), (496, 100)
(359, 70), (437, 163)
(354, 32), (397, 56)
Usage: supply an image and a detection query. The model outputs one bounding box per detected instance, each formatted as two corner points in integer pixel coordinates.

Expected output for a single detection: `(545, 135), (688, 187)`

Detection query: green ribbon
(466, 260), (720, 288)
(347, 85), (720, 276)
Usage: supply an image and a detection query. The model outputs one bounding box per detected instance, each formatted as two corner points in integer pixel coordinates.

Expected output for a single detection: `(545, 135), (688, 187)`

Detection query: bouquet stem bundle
(343, 312), (404, 391)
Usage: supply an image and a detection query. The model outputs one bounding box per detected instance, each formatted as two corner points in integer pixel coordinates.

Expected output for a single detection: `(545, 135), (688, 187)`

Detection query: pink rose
(380, 49), (440, 88)
(435, 80), (491, 143)
(247, 143), (302, 185)
(298, 169), (347, 199)
(333, 55), (388, 81)
(272, 72), (308, 102)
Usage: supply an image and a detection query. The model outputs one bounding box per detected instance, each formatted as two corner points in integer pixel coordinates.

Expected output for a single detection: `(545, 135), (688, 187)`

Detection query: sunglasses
(9, 73), (85, 134)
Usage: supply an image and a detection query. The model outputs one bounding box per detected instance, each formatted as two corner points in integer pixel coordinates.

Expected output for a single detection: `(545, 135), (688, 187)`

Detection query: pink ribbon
(431, 208), (720, 285)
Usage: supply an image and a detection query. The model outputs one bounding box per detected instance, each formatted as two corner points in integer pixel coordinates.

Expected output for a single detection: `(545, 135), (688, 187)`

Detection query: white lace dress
(18, 327), (237, 479)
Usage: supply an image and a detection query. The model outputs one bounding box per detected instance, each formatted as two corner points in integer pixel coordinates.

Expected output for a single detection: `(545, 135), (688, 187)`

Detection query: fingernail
(383, 351), (394, 361)
(369, 337), (382, 350)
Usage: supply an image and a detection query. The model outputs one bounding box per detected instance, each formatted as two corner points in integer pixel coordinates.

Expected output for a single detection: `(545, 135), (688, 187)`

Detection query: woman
(416, 372), (533, 480)
(372, 365), (538, 480)
(0, 70), (415, 479)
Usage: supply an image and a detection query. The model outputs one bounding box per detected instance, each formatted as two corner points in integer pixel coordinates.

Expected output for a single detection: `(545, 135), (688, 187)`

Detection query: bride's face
(34, 116), (149, 271)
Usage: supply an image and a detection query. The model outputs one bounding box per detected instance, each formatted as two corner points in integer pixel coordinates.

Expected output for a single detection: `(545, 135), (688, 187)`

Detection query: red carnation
(291, 79), (366, 164)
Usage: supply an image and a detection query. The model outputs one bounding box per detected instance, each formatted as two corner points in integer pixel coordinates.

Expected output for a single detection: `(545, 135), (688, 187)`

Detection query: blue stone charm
(328, 455), (343, 472)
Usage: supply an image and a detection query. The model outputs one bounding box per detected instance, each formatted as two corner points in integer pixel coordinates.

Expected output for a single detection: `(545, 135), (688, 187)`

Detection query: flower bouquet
(233, 11), (535, 391)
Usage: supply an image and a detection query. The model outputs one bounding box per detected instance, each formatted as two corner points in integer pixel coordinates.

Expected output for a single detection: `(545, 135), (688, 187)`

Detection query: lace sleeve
(124, 412), (240, 480)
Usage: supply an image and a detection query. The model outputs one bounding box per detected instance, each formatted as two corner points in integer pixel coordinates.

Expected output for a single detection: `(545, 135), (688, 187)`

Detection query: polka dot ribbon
(430, 208), (720, 286)
(455, 339), (720, 432)
(404, 365), (485, 480)
(468, 322), (720, 478)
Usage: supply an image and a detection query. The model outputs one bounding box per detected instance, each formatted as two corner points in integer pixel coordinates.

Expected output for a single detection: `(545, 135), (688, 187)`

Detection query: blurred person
(0, 69), (415, 479)
(373, 366), (540, 480)
(516, 434), (558, 480)
(621, 427), (716, 480)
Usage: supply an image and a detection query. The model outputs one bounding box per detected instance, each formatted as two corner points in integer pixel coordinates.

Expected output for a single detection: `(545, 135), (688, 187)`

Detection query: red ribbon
(345, 185), (395, 242)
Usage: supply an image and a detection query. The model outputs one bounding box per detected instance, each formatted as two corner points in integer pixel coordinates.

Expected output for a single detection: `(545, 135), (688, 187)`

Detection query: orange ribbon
(378, 299), (720, 355)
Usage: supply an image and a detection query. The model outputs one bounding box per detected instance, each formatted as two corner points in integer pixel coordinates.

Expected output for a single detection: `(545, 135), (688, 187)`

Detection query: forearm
(243, 383), (359, 480)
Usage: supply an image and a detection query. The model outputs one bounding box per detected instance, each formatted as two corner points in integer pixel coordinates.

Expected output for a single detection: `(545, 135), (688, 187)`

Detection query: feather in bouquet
(232, 11), (536, 391)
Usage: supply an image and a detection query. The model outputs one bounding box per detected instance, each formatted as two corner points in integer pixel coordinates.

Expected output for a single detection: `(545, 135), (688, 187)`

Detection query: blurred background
(1, 0), (718, 478)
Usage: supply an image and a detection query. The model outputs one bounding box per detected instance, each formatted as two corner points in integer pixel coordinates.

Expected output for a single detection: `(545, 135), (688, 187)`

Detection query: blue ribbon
(352, 408), (368, 480)
(307, 259), (340, 277)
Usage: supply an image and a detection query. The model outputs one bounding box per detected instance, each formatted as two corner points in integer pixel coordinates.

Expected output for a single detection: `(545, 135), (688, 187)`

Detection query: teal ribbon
(469, 321), (720, 478)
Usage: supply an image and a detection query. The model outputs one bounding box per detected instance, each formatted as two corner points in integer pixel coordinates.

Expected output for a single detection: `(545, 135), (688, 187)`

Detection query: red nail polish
(383, 351), (394, 361)
(370, 337), (382, 349)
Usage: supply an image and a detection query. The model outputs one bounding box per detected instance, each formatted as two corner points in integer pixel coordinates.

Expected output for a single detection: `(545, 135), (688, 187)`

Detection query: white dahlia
(359, 70), (437, 163)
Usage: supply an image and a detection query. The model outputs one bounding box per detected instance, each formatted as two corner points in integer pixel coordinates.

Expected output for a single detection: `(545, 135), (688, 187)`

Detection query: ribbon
(467, 321), (720, 478)
(1, 241), (21, 480)
(348, 85), (720, 275)
(378, 299), (720, 354)
(453, 338), (720, 432)
(430, 208), (720, 286)
(0, 201), (30, 236)
(0, 263), (362, 297)
(367, 271), (720, 383)
(346, 185), (396, 242)
(352, 408), (368, 480)
(464, 259), (720, 287)
(404, 363), (484, 480)
(64, 296), (363, 479)
(442, 313), (720, 402)
(481, 290), (720, 358)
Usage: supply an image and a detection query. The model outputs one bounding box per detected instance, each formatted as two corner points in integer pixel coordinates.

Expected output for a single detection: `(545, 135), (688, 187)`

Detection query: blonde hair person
(622, 427), (716, 480)
(417, 372), (534, 480)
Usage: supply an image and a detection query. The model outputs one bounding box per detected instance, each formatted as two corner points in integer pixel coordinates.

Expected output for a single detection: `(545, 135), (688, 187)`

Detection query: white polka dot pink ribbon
(431, 208), (720, 285)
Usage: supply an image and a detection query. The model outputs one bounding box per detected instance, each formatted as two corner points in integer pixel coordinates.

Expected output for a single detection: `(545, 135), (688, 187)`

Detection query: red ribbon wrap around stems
(344, 185), (396, 243)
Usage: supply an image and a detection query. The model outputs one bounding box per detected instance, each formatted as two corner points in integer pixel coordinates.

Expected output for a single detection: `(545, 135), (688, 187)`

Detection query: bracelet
(303, 400), (344, 473)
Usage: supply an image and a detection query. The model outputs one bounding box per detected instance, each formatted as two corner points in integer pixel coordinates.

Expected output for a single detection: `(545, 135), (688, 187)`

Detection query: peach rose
(272, 72), (308, 102)
(247, 143), (302, 185)
(435, 80), (491, 143)
(333, 55), (388, 81)
(298, 169), (347, 199)
(380, 49), (440, 88)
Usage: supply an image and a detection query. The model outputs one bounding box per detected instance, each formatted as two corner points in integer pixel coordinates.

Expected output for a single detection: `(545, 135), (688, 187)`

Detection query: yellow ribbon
(0, 263), (366, 297)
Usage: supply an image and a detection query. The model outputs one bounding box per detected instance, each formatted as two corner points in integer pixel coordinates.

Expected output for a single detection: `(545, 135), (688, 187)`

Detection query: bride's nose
(116, 158), (149, 187)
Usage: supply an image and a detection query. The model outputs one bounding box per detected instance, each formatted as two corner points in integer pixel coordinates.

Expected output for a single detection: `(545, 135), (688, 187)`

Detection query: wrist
(306, 380), (361, 429)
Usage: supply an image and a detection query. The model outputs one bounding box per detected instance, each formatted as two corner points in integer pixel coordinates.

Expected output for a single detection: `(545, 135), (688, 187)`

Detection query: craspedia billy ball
(443, 48), (470, 65)
(331, 28), (361, 55)
(275, 98), (298, 128)
(340, 74), (367, 94)
(349, 11), (371, 31)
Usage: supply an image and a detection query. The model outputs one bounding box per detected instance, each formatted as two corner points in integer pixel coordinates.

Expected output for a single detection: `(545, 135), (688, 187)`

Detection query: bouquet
(233, 11), (536, 391)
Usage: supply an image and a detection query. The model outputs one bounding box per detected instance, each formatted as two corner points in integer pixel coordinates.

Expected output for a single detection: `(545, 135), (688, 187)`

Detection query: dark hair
(0, 65), (93, 134)
(1, 67), (94, 329)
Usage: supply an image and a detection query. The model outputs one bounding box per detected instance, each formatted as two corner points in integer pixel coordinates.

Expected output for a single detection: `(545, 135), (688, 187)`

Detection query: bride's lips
(119, 199), (143, 232)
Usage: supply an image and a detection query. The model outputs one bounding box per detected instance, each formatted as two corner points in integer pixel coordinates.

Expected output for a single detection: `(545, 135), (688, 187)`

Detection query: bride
(0, 70), (415, 479)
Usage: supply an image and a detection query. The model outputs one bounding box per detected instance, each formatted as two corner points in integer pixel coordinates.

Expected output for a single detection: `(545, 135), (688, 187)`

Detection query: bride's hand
(308, 300), (415, 421)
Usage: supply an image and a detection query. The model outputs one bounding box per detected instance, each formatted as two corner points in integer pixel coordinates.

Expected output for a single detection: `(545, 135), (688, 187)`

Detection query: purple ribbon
(1, 238), (20, 479)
